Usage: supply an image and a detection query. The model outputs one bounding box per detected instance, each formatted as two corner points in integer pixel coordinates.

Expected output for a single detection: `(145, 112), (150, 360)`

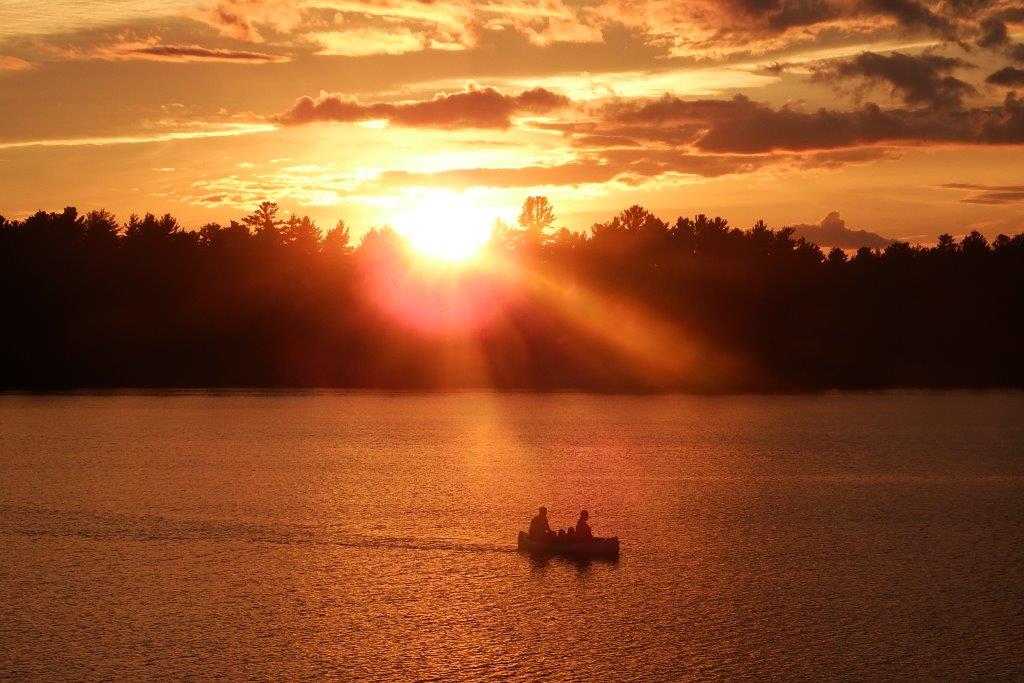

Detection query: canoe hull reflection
(517, 531), (620, 558)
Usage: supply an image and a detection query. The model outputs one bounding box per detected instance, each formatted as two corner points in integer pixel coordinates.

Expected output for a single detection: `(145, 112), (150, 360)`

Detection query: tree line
(1, 198), (1021, 390)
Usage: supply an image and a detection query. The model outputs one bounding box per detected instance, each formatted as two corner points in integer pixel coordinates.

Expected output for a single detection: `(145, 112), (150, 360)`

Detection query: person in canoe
(518, 509), (619, 557)
(575, 509), (593, 540)
(529, 506), (555, 541)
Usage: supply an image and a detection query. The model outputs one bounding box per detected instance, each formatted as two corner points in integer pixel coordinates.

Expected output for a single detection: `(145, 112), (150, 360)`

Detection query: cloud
(573, 134), (642, 147)
(195, 0), (302, 42)
(176, 161), (364, 208)
(207, 4), (259, 41)
(108, 43), (290, 63)
(42, 37), (291, 64)
(0, 122), (275, 149)
(592, 0), (971, 58)
(936, 182), (1024, 204)
(986, 66), (1024, 86)
(306, 27), (463, 56)
(423, 65), (778, 104)
(787, 211), (894, 249)
(190, 0), (599, 51)
(274, 86), (571, 129)
(977, 17), (1009, 47)
(813, 51), (976, 108)
(595, 92), (1024, 153)
(861, 0), (954, 37)
(506, 10), (604, 46)
(188, 0), (984, 59)
(0, 56), (33, 71)
(375, 156), (754, 190)
(4, 0), (1002, 66)
(379, 161), (623, 189)
(373, 147), (898, 190)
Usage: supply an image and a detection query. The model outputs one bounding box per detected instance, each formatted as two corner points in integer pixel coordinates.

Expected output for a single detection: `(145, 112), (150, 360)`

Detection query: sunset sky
(1, 0), (1023, 246)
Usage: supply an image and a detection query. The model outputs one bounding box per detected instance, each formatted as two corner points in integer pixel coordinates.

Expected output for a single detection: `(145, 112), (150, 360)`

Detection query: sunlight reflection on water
(1, 392), (1022, 679)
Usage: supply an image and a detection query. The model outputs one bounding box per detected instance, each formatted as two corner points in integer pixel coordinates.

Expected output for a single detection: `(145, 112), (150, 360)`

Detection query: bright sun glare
(392, 193), (496, 263)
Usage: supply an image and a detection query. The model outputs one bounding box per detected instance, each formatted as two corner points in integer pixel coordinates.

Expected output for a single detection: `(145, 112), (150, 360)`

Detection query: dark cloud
(795, 147), (902, 167)
(697, 98), (1022, 151)
(597, 92), (1024, 153)
(573, 134), (641, 147)
(977, 17), (1009, 47)
(944, 0), (998, 11)
(274, 86), (570, 128)
(602, 0), (1008, 59)
(787, 211), (894, 249)
(936, 183), (1024, 204)
(606, 95), (760, 124)
(861, 0), (955, 37)
(718, 0), (840, 31)
(119, 44), (289, 63)
(759, 61), (796, 74)
(993, 6), (1024, 22)
(1012, 44), (1024, 63)
(568, 122), (703, 147)
(986, 66), (1024, 86)
(387, 87), (568, 127)
(962, 191), (1024, 205)
(766, 0), (838, 30)
(697, 0), (958, 38)
(814, 51), (976, 108)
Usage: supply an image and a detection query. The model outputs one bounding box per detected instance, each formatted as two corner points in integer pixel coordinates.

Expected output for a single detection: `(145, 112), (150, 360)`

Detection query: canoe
(517, 531), (620, 558)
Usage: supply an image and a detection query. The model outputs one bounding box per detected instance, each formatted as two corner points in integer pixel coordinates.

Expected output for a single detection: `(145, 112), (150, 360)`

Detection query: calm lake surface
(1, 392), (1022, 680)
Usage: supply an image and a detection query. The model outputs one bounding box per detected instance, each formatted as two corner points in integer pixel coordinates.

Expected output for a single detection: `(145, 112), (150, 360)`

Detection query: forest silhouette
(1, 199), (1021, 390)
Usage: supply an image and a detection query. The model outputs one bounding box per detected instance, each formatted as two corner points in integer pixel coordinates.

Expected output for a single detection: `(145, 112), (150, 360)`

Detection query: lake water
(1, 392), (1022, 680)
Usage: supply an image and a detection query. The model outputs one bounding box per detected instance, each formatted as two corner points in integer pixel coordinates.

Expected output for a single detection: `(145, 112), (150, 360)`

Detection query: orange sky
(1, 0), (1023, 245)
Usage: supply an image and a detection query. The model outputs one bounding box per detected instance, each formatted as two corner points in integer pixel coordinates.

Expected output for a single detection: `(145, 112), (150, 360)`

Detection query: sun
(392, 192), (496, 263)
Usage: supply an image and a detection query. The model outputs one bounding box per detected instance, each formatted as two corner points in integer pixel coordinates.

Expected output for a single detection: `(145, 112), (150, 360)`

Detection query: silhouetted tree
(518, 196), (555, 234)
(83, 209), (120, 244)
(283, 215), (322, 255)
(243, 201), (283, 245)
(961, 230), (989, 257)
(0, 198), (1020, 391)
(514, 196), (556, 252)
(826, 247), (848, 265)
(124, 213), (180, 243)
(323, 220), (353, 256)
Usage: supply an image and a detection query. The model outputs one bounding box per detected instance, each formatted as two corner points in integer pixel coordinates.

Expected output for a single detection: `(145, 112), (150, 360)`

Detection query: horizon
(3, 199), (1007, 255)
